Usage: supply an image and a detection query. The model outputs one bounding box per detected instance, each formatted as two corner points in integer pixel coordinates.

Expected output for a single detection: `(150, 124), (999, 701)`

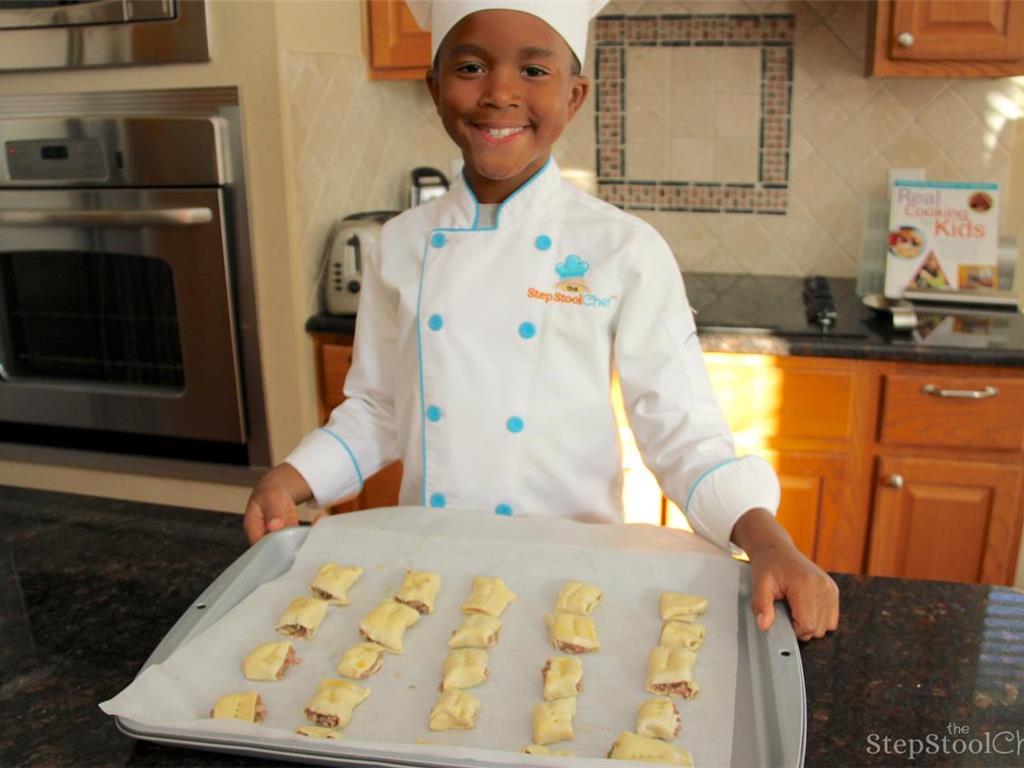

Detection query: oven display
(5, 138), (106, 180)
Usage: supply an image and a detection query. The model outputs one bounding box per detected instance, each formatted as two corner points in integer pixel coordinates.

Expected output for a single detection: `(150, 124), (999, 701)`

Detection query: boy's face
(426, 10), (589, 204)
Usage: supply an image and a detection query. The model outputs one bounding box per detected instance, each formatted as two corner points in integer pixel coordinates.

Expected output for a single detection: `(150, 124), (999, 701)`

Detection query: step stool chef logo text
(527, 255), (616, 309)
(866, 722), (1023, 760)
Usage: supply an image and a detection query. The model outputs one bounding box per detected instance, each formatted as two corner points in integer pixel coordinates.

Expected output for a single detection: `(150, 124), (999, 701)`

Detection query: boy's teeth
(484, 127), (522, 138)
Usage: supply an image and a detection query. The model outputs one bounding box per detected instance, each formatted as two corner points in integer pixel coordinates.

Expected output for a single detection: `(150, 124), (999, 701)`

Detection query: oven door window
(1, 250), (184, 389)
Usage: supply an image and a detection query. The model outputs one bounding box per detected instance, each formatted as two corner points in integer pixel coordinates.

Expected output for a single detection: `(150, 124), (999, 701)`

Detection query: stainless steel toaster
(324, 211), (398, 315)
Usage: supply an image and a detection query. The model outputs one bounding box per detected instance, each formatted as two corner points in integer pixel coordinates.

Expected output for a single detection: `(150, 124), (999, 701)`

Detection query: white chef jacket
(287, 158), (780, 551)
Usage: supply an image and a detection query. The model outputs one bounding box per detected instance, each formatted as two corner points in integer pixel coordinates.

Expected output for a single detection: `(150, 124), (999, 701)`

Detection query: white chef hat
(406, 0), (609, 69)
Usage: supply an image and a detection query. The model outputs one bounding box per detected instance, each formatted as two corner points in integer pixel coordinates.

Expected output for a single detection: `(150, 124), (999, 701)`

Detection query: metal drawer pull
(921, 384), (999, 400)
(0, 208), (213, 227)
(885, 474), (904, 489)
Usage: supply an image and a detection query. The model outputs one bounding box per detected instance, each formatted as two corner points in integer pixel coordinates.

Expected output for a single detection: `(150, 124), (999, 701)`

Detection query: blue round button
(427, 314), (444, 331)
(429, 493), (446, 508)
(431, 232), (447, 248)
(495, 504), (513, 516)
(427, 405), (443, 422)
(518, 321), (536, 339)
(506, 416), (524, 433)
(535, 234), (552, 251)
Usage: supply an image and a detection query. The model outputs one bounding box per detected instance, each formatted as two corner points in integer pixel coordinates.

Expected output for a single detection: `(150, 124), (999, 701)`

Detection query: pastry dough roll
(645, 646), (699, 700)
(659, 620), (706, 651)
(607, 731), (694, 765)
(275, 596), (329, 640)
(448, 613), (503, 649)
(659, 592), (708, 622)
(395, 570), (442, 614)
(542, 656), (584, 701)
(242, 641), (299, 681)
(636, 697), (682, 740)
(428, 689), (481, 731)
(309, 563), (364, 605)
(554, 580), (603, 616)
(532, 697), (576, 745)
(545, 611), (600, 653)
(358, 599), (421, 653)
(441, 648), (489, 690)
(461, 576), (517, 617)
(303, 678), (371, 729)
(336, 642), (385, 679)
(210, 692), (265, 723)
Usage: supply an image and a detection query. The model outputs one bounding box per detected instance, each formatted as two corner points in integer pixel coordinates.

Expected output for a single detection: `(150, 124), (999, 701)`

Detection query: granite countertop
(306, 273), (1024, 367)
(3, 484), (1022, 767)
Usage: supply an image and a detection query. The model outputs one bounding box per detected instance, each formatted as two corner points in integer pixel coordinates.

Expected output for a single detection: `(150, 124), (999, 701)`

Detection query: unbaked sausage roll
(428, 688), (481, 731)
(532, 697), (576, 745)
(522, 745), (575, 757)
(645, 646), (699, 700)
(636, 697), (682, 740)
(336, 641), (385, 679)
(441, 648), (489, 690)
(295, 725), (341, 739)
(303, 678), (371, 729)
(243, 640), (299, 681)
(309, 564), (364, 605)
(461, 576), (517, 617)
(554, 580), (603, 616)
(659, 592), (708, 622)
(546, 611), (600, 653)
(659, 620), (706, 651)
(210, 692), (264, 723)
(542, 656), (584, 701)
(358, 599), (421, 653)
(448, 613), (502, 649)
(607, 731), (694, 765)
(276, 596), (329, 640)
(395, 570), (442, 615)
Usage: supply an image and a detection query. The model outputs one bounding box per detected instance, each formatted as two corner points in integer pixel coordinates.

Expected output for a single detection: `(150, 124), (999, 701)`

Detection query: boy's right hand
(243, 463), (313, 545)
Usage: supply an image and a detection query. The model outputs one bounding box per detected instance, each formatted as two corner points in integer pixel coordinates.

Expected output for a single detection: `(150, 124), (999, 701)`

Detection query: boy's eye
(523, 66), (549, 77)
(455, 62), (484, 74)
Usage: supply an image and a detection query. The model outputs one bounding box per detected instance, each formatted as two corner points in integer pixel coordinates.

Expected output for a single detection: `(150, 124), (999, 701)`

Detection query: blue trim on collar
(460, 156), (554, 231)
(317, 427), (364, 493)
(685, 457), (741, 514)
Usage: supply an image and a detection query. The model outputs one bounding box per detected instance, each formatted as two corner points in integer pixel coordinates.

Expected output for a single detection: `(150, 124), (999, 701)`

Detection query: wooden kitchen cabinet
(364, 0), (431, 81)
(870, 0), (1024, 77)
(313, 332), (402, 513)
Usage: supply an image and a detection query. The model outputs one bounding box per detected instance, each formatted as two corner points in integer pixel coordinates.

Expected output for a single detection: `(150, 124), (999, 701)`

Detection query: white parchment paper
(101, 507), (741, 767)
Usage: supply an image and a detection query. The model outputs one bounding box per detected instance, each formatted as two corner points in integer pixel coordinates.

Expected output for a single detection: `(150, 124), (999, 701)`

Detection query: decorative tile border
(594, 13), (794, 214)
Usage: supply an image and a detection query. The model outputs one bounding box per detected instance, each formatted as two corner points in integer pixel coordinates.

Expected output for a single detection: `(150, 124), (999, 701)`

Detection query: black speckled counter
(2, 484), (1022, 767)
(307, 273), (1024, 367)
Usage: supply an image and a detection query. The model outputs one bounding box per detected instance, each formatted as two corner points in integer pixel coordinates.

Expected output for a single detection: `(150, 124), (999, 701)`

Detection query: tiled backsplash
(283, 1), (1022, 313)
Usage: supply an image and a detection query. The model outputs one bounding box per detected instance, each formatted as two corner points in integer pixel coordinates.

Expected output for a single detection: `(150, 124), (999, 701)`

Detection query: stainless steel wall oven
(0, 88), (270, 479)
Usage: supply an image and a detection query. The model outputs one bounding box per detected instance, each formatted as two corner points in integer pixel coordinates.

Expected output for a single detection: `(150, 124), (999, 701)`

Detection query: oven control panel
(5, 138), (106, 181)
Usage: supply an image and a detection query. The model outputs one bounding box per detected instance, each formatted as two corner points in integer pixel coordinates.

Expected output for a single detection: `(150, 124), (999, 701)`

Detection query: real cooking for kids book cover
(885, 179), (1000, 299)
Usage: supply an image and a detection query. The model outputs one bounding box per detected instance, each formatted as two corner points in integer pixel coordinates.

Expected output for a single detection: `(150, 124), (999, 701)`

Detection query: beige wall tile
(715, 92), (760, 138)
(712, 138), (759, 182)
(917, 89), (979, 148)
(713, 48), (761, 93)
(671, 137), (714, 180)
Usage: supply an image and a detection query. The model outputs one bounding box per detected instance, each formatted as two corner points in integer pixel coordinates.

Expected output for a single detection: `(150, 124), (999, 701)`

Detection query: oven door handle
(0, 208), (213, 228)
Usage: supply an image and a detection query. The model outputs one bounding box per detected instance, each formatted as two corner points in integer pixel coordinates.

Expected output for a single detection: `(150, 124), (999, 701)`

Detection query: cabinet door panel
(367, 0), (430, 75)
(868, 456), (1023, 585)
(890, 0), (1024, 60)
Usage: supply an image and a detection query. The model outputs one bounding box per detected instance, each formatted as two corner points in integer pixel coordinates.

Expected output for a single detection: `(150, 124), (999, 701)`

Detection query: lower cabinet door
(867, 456), (1023, 585)
(771, 451), (851, 569)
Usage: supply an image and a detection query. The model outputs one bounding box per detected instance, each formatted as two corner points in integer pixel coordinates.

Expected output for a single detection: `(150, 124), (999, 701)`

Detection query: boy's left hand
(731, 507), (839, 641)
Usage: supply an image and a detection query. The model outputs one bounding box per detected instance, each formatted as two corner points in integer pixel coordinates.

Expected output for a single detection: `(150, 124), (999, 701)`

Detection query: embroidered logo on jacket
(527, 254), (617, 308)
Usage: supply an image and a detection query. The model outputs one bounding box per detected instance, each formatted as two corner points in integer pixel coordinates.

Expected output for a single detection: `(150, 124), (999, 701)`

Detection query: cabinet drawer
(320, 344), (353, 412)
(704, 354), (854, 442)
(879, 373), (1024, 450)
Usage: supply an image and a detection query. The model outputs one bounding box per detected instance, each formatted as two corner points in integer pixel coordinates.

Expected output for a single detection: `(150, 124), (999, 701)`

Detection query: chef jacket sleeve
(284, 238), (400, 507)
(612, 226), (780, 551)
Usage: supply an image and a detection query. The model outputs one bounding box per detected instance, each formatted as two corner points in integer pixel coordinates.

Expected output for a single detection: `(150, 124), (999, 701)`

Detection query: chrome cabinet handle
(897, 31), (914, 47)
(0, 208), (213, 227)
(921, 384), (999, 400)
(885, 474), (904, 489)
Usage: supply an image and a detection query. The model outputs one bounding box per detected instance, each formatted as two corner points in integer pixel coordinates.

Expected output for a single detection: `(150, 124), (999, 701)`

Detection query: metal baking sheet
(111, 510), (805, 767)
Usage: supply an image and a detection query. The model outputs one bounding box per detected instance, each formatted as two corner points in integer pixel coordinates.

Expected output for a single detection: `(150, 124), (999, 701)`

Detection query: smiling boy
(244, 0), (838, 641)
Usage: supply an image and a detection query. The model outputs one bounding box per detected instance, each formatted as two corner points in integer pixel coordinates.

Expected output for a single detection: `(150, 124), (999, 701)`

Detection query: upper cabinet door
(890, 0), (1024, 60)
(366, 0), (431, 80)
(871, 0), (1024, 77)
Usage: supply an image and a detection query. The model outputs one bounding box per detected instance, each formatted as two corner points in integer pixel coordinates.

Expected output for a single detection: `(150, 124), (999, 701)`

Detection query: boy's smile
(426, 9), (589, 204)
